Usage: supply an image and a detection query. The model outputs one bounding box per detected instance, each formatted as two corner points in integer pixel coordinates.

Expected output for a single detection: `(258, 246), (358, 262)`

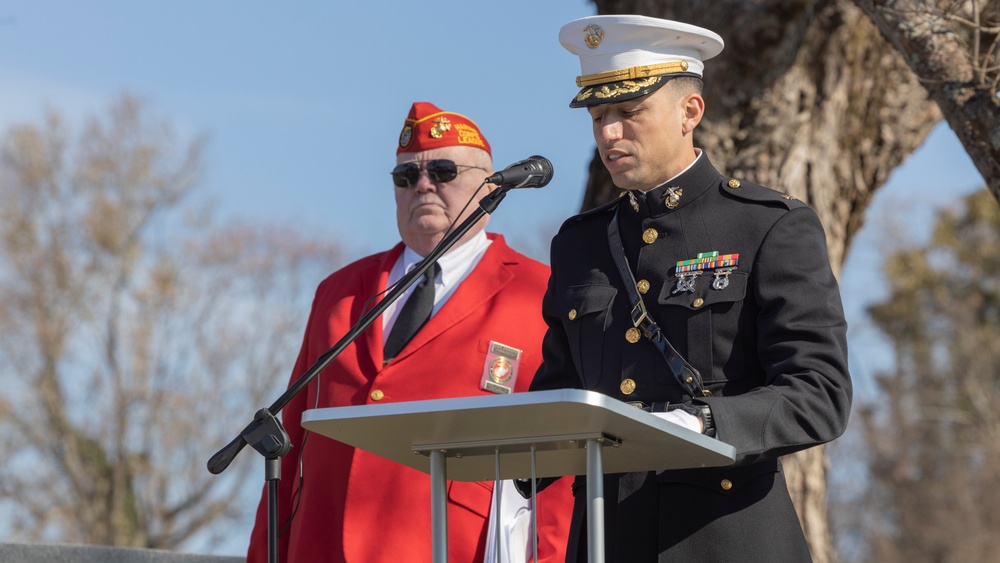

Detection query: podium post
(302, 389), (736, 563)
(429, 450), (448, 562)
(586, 439), (604, 561)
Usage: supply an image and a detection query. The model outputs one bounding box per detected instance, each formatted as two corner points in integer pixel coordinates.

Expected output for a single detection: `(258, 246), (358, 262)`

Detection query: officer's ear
(680, 93), (704, 135)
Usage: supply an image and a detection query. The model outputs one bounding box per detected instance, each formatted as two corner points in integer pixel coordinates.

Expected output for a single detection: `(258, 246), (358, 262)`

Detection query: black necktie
(384, 262), (440, 362)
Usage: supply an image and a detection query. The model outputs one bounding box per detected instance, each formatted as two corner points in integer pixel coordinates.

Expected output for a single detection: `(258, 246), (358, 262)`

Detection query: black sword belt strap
(607, 207), (711, 398)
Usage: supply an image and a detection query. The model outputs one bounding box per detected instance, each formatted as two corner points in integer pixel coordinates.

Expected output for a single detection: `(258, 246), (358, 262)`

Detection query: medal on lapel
(480, 341), (522, 394)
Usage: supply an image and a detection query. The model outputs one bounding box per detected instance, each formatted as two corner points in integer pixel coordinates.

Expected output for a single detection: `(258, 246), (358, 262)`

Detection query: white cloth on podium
(483, 479), (532, 563)
(653, 409), (702, 433)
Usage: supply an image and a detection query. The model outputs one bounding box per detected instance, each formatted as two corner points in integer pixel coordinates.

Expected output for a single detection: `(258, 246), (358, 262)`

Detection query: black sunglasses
(391, 159), (486, 188)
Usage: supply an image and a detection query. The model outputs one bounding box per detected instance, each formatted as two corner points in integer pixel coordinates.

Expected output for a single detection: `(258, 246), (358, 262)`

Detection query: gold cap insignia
(584, 24), (604, 49)
(430, 117), (452, 139)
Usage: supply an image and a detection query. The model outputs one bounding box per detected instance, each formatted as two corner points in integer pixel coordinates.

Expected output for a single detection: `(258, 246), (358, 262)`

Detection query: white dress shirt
(381, 231), (492, 341)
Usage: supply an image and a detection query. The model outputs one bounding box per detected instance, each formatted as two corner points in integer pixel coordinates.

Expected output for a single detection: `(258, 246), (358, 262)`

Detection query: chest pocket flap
(550, 284), (618, 324)
(547, 284), (618, 389)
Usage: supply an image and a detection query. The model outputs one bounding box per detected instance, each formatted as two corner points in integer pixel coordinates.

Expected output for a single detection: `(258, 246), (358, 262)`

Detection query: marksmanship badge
(673, 251), (740, 294)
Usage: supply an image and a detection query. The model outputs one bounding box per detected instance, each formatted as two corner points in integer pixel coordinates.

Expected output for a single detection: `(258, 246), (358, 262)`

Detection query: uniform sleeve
(529, 239), (584, 393)
(699, 207), (852, 464)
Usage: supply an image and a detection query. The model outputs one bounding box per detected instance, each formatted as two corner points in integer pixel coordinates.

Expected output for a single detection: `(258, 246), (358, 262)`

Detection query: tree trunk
(584, 1), (942, 560)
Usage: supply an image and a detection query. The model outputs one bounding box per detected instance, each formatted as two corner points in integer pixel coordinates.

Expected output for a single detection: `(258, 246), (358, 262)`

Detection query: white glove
(653, 409), (702, 433)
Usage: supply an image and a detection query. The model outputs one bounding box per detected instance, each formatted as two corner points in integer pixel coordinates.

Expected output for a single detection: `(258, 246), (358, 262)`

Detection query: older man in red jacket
(246, 102), (572, 562)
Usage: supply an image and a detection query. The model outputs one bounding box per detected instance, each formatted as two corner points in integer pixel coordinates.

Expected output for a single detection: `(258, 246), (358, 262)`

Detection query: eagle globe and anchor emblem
(489, 356), (513, 384)
(584, 24), (604, 48)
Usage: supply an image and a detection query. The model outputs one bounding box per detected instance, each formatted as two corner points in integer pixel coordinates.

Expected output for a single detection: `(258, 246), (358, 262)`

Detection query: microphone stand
(206, 184), (512, 563)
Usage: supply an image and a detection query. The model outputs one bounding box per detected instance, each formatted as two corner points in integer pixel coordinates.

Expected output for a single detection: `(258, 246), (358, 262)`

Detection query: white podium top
(301, 388), (736, 482)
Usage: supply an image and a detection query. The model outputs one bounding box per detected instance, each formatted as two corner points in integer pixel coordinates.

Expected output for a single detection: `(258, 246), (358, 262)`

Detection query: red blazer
(247, 233), (572, 563)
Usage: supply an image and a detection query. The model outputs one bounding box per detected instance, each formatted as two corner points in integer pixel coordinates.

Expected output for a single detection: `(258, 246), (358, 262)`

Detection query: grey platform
(301, 388), (735, 481)
(0, 543), (241, 563)
(301, 388), (736, 563)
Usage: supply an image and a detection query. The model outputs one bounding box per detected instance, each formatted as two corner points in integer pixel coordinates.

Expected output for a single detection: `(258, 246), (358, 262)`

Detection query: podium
(301, 389), (736, 563)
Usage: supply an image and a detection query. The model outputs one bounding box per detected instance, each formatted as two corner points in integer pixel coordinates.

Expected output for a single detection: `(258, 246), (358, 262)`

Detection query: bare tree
(0, 96), (343, 550)
(855, 0), (1000, 201)
(579, 1), (945, 560)
(843, 190), (1000, 562)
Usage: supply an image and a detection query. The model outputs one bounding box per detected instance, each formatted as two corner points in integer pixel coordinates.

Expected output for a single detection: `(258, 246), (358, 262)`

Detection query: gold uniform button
(620, 378), (636, 395)
(636, 279), (650, 294)
(720, 479), (733, 491)
(568, 308), (578, 321)
(625, 327), (641, 343)
(371, 389), (385, 401)
(642, 228), (658, 244)
(693, 297), (705, 308)
(727, 178), (741, 189)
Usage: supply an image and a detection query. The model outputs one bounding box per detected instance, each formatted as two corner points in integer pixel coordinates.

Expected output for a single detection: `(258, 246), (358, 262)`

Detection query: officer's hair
(668, 76), (704, 96)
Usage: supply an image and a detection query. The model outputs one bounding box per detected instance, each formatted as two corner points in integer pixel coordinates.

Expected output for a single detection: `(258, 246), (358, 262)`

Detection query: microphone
(485, 155), (553, 189)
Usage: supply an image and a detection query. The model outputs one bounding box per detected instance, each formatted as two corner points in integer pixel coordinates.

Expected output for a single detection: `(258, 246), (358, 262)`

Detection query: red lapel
(388, 235), (516, 364)
(360, 243), (404, 371)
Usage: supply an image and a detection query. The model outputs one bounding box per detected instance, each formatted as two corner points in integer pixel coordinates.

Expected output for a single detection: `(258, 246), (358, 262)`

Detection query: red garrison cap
(397, 101), (491, 156)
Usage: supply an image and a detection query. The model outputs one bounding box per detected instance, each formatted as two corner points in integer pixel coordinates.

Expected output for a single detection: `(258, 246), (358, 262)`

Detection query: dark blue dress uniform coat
(529, 154), (852, 562)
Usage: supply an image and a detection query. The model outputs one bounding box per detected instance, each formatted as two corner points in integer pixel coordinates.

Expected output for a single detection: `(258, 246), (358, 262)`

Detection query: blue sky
(0, 1), (597, 263)
(0, 0), (986, 556)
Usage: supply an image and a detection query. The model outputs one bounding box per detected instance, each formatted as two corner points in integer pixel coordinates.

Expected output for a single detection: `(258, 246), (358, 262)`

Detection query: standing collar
(628, 150), (721, 218)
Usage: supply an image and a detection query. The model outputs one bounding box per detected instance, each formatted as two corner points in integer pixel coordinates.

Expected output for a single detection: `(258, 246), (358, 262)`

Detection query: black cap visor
(569, 72), (700, 108)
